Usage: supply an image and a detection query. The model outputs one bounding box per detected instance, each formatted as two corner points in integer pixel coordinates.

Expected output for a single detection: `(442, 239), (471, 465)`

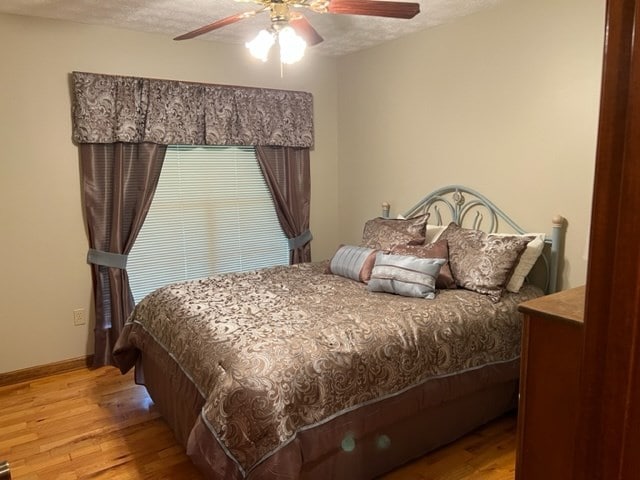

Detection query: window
(127, 145), (289, 303)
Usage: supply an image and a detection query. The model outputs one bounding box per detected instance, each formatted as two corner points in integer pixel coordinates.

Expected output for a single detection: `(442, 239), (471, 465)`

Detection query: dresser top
(518, 285), (586, 324)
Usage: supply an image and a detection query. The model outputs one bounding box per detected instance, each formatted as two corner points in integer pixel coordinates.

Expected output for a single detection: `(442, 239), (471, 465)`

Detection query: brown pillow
(390, 240), (457, 289)
(439, 223), (531, 302)
(360, 214), (429, 250)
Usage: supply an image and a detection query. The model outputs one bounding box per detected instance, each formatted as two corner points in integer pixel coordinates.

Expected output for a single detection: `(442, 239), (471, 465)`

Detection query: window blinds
(127, 145), (289, 303)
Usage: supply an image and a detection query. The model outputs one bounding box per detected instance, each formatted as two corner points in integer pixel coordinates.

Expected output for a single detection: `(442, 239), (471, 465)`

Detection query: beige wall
(0, 13), (339, 373)
(337, 0), (605, 290)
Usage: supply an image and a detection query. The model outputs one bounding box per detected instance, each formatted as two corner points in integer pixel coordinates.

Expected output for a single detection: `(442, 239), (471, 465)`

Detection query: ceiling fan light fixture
(246, 25), (306, 64)
(246, 29), (276, 62)
(176, 0), (420, 62)
(278, 26), (306, 64)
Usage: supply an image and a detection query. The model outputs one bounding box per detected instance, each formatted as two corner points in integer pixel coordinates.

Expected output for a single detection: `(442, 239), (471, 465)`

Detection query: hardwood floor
(0, 367), (517, 479)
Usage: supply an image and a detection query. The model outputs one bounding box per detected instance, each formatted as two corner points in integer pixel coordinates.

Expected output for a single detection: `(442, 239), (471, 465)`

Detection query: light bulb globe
(246, 29), (276, 62)
(278, 26), (306, 64)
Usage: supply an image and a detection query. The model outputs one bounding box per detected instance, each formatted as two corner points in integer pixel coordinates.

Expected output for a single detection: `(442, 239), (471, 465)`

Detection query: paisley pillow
(439, 223), (531, 302)
(489, 233), (545, 292)
(360, 214), (429, 250)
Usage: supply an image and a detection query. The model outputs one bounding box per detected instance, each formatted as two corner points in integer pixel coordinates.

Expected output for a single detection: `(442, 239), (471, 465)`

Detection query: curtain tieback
(87, 249), (128, 270)
(288, 230), (313, 250)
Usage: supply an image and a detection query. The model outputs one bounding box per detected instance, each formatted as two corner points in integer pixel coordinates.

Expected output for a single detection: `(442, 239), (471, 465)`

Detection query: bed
(113, 185), (565, 479)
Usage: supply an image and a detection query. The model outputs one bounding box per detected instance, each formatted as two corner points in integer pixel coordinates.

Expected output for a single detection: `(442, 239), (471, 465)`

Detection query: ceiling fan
(174, 0), (421, 63)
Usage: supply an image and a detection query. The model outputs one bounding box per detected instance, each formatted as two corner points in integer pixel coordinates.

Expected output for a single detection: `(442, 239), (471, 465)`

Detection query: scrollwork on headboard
(402, 186), (526, 233)
(381, 185), (566, 294)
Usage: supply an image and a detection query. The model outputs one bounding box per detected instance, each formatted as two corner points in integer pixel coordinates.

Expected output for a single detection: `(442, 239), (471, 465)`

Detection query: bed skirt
(135, 336), (518, 480)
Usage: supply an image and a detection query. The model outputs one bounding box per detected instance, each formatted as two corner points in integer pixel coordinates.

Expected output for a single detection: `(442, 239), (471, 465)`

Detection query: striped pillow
(391, 239), (457, 289)
(328, 245), (378, 283)
(367, 253), (446, 299)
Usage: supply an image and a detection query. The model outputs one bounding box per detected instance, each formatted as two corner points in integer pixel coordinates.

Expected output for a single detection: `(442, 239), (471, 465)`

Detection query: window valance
(71, 71), (314, 148)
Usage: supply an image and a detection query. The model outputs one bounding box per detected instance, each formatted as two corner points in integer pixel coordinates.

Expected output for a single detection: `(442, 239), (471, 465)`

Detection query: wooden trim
(573, 0), (640, 478)
(0, 355), (94, 387)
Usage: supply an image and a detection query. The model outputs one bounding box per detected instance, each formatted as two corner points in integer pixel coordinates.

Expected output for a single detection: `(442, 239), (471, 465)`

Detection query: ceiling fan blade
(327, 0), (419, 19)
(174, 9), (265, 40)
(289, 15), (324, 46)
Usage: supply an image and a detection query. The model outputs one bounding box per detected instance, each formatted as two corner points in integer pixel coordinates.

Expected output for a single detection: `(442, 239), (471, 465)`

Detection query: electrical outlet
(73, 309), (86, 326)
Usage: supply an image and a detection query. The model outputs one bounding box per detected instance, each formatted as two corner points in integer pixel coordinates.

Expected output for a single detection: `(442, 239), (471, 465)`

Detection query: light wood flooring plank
(0, 367), (517, 479)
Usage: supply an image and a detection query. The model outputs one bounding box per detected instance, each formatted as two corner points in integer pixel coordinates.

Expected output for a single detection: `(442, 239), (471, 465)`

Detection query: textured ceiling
(0, 0), (505, 56)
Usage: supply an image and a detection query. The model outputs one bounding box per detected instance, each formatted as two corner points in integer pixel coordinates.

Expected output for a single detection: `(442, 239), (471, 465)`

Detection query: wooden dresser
(515, 286), (585, 480)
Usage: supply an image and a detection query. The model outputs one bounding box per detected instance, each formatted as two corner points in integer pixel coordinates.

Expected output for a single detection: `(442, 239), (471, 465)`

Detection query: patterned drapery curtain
(72, 72), (314, 366)
(80, 143), (166, 366)
(256, 147), (312, 264)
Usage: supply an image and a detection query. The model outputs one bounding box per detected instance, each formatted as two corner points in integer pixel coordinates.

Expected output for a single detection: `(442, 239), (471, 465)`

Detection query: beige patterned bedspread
(113, 262), (541, 475)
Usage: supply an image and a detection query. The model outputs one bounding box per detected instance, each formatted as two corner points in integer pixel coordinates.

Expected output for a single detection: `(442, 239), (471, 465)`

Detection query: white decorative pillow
(328, 245), (378, 283)
(426, 224), (447, 243)
(490, 233), (546, 292)
(367, 253), (445, 299)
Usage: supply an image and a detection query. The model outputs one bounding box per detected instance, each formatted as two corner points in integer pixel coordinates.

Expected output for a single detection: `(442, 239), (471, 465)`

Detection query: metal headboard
(381, 185), (566, 294)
